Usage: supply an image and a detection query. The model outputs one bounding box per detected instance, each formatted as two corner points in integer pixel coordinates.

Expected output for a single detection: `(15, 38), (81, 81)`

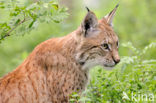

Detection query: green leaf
(28, 20), (35, 28)
(0, 2), (5, 8)
(14, 19), (21, 26)
(52, 3), (58, 10)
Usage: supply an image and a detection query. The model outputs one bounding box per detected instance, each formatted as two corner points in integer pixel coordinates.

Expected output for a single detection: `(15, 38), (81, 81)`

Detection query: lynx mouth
(103, 64), (115, 67)
(103, 64), (115, 70)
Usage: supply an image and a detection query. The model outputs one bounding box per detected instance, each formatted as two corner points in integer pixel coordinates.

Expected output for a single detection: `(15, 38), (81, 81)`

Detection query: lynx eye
(101, 43), (109, 50)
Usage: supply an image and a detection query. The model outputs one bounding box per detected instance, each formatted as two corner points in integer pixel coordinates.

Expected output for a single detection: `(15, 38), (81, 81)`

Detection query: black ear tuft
(85, 7), (90, 12)
(105, 4), (119, 26)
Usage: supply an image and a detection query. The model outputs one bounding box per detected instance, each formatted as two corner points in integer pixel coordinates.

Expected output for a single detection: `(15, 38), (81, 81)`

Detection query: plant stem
(0, 18), (30, 41)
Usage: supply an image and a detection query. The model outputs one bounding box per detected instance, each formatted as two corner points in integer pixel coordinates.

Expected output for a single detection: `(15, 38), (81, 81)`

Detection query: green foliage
(0, 0), (68, 42)
(70, 42), (156, 103)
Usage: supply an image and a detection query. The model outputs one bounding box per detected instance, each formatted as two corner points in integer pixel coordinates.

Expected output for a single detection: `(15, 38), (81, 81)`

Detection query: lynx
(0, 5), (120, 103)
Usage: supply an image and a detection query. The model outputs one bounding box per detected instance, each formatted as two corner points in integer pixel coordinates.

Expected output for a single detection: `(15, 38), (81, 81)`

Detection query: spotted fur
(0, 5), (120, 103)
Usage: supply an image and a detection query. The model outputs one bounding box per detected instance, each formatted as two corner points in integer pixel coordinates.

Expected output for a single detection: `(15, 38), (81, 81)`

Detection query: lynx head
(75, 4), (120, 70)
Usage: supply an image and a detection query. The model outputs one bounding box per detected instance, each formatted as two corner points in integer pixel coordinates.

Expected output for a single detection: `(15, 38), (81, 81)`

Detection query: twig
(0, 18), (30, 41)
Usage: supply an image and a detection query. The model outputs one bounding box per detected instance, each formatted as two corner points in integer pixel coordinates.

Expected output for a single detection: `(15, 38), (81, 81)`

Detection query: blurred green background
(0, 0), (156, 102)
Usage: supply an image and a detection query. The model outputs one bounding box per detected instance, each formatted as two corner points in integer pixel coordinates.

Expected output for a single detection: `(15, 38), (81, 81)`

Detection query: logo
(122, 92), (155, 102)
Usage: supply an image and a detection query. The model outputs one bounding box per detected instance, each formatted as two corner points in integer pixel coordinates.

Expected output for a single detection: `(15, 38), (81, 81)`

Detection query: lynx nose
(114, 58), (120, 64)
(112, 51), (120, 65)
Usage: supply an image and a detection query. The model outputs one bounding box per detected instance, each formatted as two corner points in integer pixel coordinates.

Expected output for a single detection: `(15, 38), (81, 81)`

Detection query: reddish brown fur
(0, 9), (120, 103)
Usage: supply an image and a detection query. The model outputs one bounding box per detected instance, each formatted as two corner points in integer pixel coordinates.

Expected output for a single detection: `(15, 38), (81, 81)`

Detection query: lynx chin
(0, 4), (120, 103)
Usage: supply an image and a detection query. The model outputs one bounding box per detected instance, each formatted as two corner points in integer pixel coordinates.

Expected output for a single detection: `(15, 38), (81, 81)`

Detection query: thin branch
(0, 18), (30, 41)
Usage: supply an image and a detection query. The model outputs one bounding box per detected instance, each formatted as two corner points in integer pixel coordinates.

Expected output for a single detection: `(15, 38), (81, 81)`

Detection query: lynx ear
(81, 7), (98, 37)
(105, 4), (119, 26)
